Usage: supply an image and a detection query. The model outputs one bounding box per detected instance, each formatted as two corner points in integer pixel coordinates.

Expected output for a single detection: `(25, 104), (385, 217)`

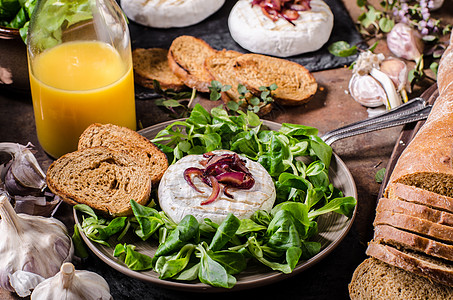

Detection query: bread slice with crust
(78, 123), (168, 185)
(349, 258), (453, 299)
(46, 147), (151, 216)
(373, 210), (453, 243)
(374, 224), (453, 261)
(132, 48), (186, 91)
(366, 241), (453, 287)
(386, 182), (453, 213)
(232, 53), (317, 106)
(376, 197), (453, 226)
(167, 35), (216, 92)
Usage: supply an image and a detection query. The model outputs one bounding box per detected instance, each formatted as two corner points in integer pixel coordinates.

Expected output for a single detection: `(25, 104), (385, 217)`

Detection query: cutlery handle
(322, 99), (432, 145)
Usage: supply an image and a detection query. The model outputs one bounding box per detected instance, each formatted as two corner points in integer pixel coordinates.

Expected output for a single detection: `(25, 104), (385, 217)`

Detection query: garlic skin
(0, 193), (73, 296)
(31, 262), (113, 300)
(349, 73), (387, 107)
(387, 23), (424, 61)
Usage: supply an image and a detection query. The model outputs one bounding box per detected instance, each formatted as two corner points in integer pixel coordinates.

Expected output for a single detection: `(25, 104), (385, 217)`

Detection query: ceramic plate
(74, 119), (357, 292)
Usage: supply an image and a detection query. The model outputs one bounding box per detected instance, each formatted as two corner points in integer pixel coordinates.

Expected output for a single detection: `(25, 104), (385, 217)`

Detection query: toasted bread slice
(132, 48), (186, 91)
(233, 53), (317, 106)
(78, 123), (168, 185)
(349, 258), (453, 300)
(205, 49), (243, 103)
(46, 147), (151, 216)
(167, 35), (217, 92)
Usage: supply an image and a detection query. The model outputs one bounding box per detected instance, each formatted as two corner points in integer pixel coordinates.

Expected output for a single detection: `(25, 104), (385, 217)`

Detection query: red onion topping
(251, 0), (312, 24)
(183, 153), (255, 205)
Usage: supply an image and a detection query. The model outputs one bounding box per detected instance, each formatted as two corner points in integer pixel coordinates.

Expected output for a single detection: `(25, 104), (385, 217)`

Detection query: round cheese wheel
(120, 0), (225, 28)
(228, 0), (334, 57)
(158, 150), (276, 224)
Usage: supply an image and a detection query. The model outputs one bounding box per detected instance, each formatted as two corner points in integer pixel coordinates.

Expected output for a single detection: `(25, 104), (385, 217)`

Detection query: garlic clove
(31, 262), (113, 300)
(379, 58), (408, 92)
(370, 68), (403, 109)
(387, 23), (424, 61)
(348, 73), (387, 107)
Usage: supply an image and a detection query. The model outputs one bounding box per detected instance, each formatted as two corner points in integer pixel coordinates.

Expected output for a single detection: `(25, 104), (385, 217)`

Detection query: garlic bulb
(0, 143), (46, 195)
(387, 23), (424, 61)
(0, 193), (73, 296)
(0, 143), (60, 217)
(352, 51), (385, 76)
(31, 262), (112, 300)
(349, 74), (387, 107)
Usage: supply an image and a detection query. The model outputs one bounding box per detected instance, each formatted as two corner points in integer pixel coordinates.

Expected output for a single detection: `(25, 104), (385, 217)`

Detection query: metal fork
(321, 97), (433, 145)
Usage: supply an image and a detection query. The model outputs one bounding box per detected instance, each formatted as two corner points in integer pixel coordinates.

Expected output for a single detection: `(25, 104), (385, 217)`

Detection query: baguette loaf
(167, 35), (216, 92)
(366, 241), (453, 287)
(374, 225), (453, 261)
(78, 123), (168, 185)
(132, 48), (186, 91)
(349, 258), (453, 300)
(46, 147), (151, 216)
(386, 182), (453, 213)
(233, 53), (317, 106)
(373, 210), (453, 243)
(376, 197), (453, 226)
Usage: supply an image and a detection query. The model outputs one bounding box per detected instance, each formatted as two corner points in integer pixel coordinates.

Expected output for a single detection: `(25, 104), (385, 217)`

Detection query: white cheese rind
(120, 0), (225, 28)
(228, 0), (334, 57)
(158, 150), (276, 224)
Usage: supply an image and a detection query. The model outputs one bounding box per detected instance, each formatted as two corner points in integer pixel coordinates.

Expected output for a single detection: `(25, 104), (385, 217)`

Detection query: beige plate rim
(74, 119), (358, 292)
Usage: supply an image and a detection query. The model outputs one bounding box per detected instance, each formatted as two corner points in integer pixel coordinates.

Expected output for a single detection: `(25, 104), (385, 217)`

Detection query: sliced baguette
(46, 147), (151, 216)
(366, 241), (453, 287)
(373, 210), (453, 243)
(349, 258), (453, 300)
(78, 123), (168, 185)
(374, 224), (453, 261)
(167, 35), (216, 92)
(377, 197), (453, 226)
(232, 53), (317, 106)
(386, 182), (453, 213)
(132, 48), (186, 91)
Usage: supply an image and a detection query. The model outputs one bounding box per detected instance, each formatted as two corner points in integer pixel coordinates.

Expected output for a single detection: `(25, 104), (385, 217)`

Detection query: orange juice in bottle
(29, 41), (136, 158)
(27, 0), (135, 158)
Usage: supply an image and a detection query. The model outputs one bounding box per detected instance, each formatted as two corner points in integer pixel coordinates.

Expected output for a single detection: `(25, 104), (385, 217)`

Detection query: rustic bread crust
(78, 123), (168, 185)
(366, 241), (453, 287)
(374, 225), (453, 261)
(232, 53), (317, 106)
(167, 35), (216, 92)
(373, 210), (453, 243)
(46, 147), (151, 216)
(132, 48), (186, 91)
(376, 197), (453, 226)
(349, 258), (453, 300)
(386, 182), (453, 213)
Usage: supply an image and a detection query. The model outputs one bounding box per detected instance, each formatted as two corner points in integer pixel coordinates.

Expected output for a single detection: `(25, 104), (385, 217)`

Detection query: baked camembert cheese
(228, 0), (334, 57)
(120, 0), (225, 28)
(158, 150), (276, 224)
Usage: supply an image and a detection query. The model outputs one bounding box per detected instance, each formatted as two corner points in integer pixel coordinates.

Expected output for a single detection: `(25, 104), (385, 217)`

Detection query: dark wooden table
(1, 1), (451, 299)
